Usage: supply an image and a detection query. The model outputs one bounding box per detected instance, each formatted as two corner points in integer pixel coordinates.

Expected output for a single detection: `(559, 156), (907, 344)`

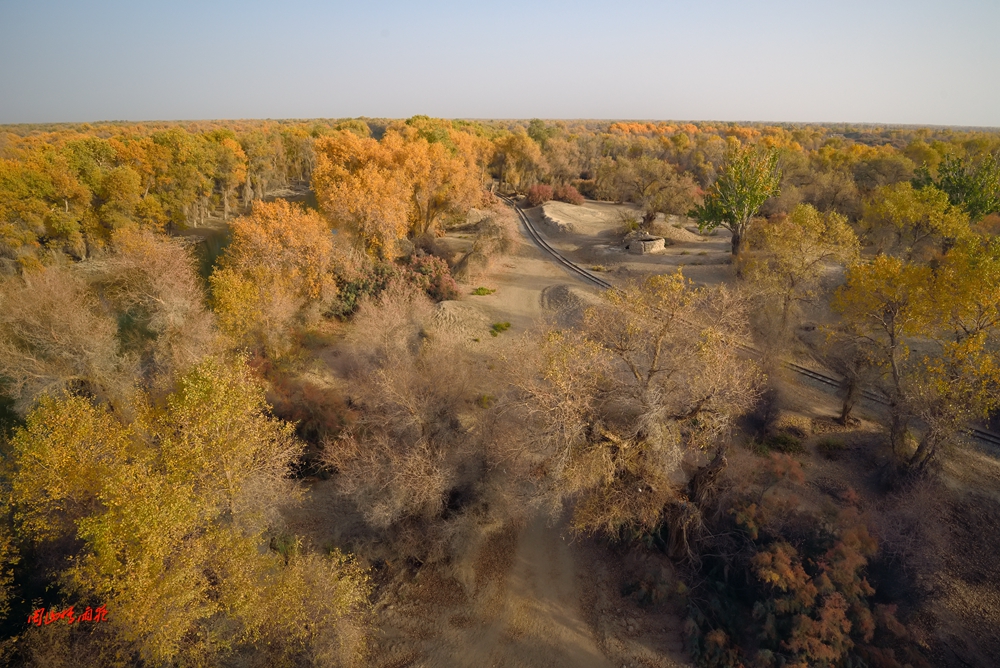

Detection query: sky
(1, 0), (998, 126)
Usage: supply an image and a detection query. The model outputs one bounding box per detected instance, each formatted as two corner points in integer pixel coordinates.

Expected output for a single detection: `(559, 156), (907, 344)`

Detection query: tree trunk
(909, 435), (936, 472)
(730, 228), (743, 256)
(688, 446), (728, 508)
(888, 405), (908, 458)
(243, 178), (254, 207)
(839, 377), (859, 424)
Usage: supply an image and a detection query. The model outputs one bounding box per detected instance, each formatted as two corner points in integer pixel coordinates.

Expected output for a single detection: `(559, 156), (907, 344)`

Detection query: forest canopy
(1, 116), (1000, 667)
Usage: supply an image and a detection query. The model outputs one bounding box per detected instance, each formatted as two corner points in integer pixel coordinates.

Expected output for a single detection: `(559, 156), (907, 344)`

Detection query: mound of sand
(431, 300), (490, 338)
(544, 201), (616, 224)
(652, 216), (704, 243)
(541, 201), (626, 235)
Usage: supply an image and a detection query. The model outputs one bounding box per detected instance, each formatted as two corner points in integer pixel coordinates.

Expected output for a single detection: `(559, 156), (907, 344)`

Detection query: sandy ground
(448, 234), (601, 334)
(531, 201), (736, 289)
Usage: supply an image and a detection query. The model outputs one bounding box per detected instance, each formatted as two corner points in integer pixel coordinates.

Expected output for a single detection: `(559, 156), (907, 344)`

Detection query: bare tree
(505, 273), (762, 553)
(0, 267), (132, 413)
(322, 282), (530, 563)
(100, 230), (216, 391)
(452, 204), (518, 280)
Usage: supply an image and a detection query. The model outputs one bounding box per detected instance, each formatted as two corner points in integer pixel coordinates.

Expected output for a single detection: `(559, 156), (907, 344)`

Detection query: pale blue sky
(1, 0), (997, 126)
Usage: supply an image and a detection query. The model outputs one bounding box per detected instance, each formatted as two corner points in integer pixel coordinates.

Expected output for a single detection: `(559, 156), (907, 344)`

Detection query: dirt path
(390, 513), (614, 668)
(457, 513), (613, 668)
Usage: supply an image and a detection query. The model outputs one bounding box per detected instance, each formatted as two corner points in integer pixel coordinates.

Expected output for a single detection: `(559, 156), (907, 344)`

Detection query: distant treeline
(2, 117), (999, 273)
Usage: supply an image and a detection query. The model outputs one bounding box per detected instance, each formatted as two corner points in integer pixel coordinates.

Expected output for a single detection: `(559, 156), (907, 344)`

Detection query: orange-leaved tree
(210, 199), (339, 356)
(312, 130), (413, 258)
(401, 130), (484, 237)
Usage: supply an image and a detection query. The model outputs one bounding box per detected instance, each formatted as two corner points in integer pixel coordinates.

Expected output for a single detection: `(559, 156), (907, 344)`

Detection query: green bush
(330, 262), (398, 317)
(471, 286), (496, 296)
(489, 322), (511, 337)
(747, 434), (806, 456)
(746, 437), (771, 456)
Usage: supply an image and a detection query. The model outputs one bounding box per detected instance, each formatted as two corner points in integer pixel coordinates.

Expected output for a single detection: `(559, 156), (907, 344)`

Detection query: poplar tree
(691, 144), (781, 255)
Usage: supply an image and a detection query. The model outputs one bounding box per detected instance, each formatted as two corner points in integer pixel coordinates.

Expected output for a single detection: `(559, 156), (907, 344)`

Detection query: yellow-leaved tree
(210, 199), (340, 356)
(8, 357), (370, 666)
(861, 182), (970, 259)
(741, 203), (859, 338)
(492, 129), (543, 192)
(833, 243), (1000, 472)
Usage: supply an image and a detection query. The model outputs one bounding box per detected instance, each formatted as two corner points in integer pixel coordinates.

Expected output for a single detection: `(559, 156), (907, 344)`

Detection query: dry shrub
(868, 478), (949, 579)
(615, 209), (642, 236)
(770, 409), (813, 439)
(525, 184), (553, 207)
(266, 374), (353, 475)
(504, 272), (763, 539)
(322, 282), (529, 563)
(976, 212), (1000, 236)
(9, 622), (136, 668)
(411, 232), (455, 264)
(0, 266), (133, 413)
(101, 230), (216, 391)
(452, 206), (517, 280)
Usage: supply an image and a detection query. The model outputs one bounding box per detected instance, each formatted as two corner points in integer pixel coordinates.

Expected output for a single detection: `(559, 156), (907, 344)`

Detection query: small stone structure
(625, 235), (666, 254)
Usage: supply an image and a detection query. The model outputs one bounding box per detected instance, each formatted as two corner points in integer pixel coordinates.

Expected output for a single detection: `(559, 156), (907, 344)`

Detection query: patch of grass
(747, 437), (771, 456)
(672, 222), (683, 229)
(680, 250), (691, 255)
(766, 433), (805, 454)
(471, 286), (496, 296)
(698, 251), (708, 256)
(746, 434), (804, 456)
(591, 265), (606, 272)
(477, 394), (495, 408)
(269, 533), (298, 561)
(490, 322), (512, 337)
(817, 437), (847, 460)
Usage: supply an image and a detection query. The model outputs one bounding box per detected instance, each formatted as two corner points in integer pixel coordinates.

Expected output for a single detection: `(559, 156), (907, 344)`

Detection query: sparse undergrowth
(817, 437), (848, 460)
